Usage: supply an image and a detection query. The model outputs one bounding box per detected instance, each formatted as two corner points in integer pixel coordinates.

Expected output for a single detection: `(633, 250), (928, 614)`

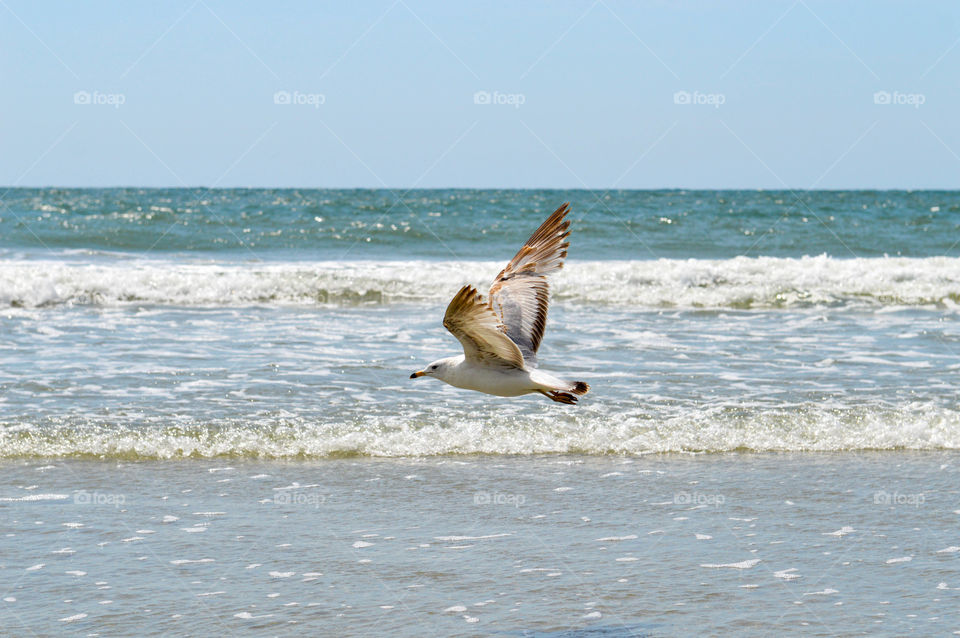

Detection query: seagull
(410, 203), (589, 404)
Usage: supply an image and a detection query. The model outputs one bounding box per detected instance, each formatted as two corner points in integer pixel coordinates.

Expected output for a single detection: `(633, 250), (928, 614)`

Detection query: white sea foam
(2, 402), (958, 458)
(595, 535), (638, 542)
(702, 559), (761, 569)
(774, 568), (802, 580)
(2, 256), (960, 309)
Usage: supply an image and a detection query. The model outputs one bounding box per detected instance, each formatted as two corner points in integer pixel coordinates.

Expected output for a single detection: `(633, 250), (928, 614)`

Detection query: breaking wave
(3, 255), (960, 309)
(2, 403), (958, 459)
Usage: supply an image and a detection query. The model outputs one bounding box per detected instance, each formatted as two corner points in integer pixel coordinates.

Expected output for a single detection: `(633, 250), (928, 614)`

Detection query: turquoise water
(2, 188), (959, 259)
(1, 189), (959, 634)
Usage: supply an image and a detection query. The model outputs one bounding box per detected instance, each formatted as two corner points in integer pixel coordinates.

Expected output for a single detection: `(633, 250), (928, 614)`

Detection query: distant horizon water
(6, 185), (959, 191)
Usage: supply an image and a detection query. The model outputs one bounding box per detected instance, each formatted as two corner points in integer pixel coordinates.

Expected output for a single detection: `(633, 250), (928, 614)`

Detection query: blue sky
(2, 1), (959, 188)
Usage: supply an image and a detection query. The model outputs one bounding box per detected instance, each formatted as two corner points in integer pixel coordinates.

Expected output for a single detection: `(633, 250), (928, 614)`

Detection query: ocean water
(1, 188), (959, 635)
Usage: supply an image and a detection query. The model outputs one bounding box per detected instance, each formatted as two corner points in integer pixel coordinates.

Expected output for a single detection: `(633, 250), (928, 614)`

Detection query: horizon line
(3, 185), (958, 192)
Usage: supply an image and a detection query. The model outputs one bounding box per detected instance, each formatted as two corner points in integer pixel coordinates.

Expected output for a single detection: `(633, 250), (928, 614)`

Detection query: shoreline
(2, 452), (955, 635)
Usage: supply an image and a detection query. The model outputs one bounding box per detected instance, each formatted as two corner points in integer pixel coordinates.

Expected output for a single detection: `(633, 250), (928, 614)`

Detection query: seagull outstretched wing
(487, 203), (571, 366)
(443, 285), (526, 369)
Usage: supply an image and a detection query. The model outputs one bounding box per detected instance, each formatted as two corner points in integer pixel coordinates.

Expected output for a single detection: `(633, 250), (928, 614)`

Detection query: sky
(1, 0), (959, 189)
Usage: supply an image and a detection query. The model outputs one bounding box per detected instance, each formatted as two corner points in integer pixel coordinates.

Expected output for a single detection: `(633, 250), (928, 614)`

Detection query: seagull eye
(430, 365), (438, 370)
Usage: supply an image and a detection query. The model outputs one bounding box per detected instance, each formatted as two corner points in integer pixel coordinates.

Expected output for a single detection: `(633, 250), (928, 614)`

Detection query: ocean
(1, 188), (959, 635)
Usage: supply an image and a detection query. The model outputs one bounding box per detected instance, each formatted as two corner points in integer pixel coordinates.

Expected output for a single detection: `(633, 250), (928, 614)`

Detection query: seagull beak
(410, 370), (425, 379)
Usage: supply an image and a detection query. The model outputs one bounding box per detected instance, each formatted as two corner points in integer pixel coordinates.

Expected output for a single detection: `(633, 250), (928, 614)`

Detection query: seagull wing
(488, 203), (571, 366)
(443, 285), (526, 369)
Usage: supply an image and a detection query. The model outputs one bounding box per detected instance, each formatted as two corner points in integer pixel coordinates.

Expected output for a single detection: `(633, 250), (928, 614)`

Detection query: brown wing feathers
(442, 203), (572, 368)
(488, 203), (571, 361)
(443, 284), (526, 368)
(508, 203), (571, 270)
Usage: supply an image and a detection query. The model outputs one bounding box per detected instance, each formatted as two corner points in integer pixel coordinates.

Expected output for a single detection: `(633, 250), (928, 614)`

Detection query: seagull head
(410, 357), (455, 381)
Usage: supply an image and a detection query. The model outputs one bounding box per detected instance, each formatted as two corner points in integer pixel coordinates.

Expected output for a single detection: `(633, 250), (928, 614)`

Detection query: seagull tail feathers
(570, 381), (590, 396)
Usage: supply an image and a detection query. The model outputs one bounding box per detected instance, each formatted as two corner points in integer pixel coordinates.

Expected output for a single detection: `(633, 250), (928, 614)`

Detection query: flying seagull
(410, 203), (589, 404)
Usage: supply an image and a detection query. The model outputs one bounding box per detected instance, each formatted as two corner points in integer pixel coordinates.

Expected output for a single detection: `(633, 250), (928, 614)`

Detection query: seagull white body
(411, 203), (589, 405)
(420, 355), (574, 398)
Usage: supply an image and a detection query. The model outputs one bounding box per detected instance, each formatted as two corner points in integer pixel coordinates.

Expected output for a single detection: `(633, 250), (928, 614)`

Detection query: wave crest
(1, 403), (957, 458)
(2, 256), (960, 309)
